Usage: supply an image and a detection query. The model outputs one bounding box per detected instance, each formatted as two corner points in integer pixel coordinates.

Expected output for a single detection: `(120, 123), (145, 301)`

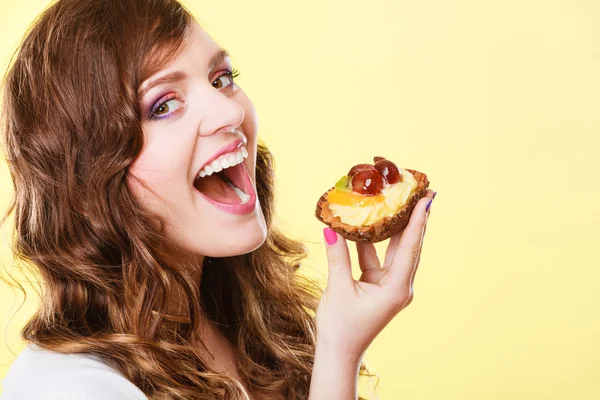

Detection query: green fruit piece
(334, 175), (351, 191)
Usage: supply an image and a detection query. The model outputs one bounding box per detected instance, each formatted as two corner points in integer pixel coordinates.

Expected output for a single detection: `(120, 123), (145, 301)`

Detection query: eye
(150, 95), (184, 120)
(212, 68), (240, 89)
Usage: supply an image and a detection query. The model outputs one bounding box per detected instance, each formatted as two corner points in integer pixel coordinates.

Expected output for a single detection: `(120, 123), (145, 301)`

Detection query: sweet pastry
(315, 156), (429, 243)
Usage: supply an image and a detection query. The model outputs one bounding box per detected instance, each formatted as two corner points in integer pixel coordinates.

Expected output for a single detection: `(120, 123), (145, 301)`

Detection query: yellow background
(1, 0), (599, 398)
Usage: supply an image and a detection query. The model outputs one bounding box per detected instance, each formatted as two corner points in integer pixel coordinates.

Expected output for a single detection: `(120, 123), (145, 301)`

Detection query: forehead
(163, 23), (222, 69)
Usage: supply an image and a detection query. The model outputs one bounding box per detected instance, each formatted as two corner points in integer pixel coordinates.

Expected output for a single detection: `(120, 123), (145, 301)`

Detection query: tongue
(194, 172), (242, 204)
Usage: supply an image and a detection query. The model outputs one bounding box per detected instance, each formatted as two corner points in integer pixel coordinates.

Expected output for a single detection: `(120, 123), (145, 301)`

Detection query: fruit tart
(315, 157), (430, 243)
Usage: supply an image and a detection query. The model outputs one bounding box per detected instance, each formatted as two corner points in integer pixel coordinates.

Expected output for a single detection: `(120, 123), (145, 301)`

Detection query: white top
(1, 344), (147, 399)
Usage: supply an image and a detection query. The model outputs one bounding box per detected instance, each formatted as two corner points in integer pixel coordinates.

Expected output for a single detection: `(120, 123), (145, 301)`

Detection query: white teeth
(235, 188), (250, 204)
(211, 159), (223, 173)
(227, 182), (250, 204)
(228, 154), (237, 166)
(196, 147), (248, 180)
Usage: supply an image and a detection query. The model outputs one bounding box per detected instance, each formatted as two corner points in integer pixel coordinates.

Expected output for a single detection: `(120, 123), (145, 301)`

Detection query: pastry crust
(315, 169), (430, 243)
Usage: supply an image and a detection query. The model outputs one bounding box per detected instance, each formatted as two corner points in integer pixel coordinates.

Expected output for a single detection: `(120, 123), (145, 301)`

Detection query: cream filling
(329, 168), (418, 226)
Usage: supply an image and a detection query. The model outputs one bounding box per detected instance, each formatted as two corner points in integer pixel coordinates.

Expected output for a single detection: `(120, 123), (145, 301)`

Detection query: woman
(0, 0), (435, 398)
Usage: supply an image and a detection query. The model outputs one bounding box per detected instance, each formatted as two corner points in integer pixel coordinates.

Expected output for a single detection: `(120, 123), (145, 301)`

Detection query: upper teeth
(197, 146), (248, 178)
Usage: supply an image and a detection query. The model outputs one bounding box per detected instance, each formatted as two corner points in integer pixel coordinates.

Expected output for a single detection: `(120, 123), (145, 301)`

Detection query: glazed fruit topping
(339, 156), (403, 196)
(335, 175), (351, 191)
(347, 163), (376, 177)
(374, 159), (403, 184)
(351, 169), (384, 195)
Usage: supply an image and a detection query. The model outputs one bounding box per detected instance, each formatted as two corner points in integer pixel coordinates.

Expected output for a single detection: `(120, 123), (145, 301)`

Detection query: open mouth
(193, 163), (250, 204)
(192, 145), (257, 215)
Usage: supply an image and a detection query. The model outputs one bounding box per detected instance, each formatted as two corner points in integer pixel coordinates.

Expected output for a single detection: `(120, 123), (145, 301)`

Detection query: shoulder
(1, 344), (147, 400)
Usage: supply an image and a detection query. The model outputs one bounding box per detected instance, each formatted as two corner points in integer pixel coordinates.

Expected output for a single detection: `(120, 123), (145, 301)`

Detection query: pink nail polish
(323, 228), (338, 245)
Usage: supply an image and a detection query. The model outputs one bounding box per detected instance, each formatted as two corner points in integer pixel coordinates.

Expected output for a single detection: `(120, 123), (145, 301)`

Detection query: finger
(410, 212), (428, 280)
(383, 189), (435, 268)
(413, 189), (435, 276)
(383, 233), (401, 269)
(389, 195), (432, 283)
(413, 190), (435, 276)
(323, 228), (354, 289)
(356, 242), (381, 273)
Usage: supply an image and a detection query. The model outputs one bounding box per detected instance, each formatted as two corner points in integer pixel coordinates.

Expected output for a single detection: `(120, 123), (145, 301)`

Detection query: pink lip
(195, 161), (257, 215)
(195, 138), (246, 181)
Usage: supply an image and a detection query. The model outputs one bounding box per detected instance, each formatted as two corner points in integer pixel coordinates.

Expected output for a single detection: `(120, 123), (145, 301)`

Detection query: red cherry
(347, 163), (376, 177)
(373, 156), (386, 163)
(374, 159), (402, 184)
(351, 169), (384, 195)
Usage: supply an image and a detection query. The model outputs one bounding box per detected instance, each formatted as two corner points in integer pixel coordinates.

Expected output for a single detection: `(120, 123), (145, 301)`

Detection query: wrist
(310, 340), (362, 400)
(314, 338), (365, 366)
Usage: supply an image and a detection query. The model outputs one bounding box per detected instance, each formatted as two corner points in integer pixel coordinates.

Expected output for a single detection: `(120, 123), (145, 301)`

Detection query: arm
(308, 342), (362, 400)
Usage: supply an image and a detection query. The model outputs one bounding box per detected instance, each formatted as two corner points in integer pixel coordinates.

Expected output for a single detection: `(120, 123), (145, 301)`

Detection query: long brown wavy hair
(1, 0), (373, 399)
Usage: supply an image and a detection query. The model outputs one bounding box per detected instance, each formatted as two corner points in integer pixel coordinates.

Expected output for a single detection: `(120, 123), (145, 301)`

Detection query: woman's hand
(315, 189), (435, 362)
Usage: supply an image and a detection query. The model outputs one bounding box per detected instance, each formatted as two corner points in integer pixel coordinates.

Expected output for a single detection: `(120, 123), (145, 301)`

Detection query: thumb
(323, 228), (354, 290)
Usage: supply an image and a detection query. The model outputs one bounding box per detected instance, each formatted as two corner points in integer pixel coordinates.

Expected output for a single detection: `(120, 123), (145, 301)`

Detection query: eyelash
(147, 68), (241, 121)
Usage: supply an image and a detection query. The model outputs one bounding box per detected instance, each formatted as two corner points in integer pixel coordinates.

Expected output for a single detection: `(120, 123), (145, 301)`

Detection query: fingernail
(323, 228), (338, 245)
(433, 191), (437, 200)
(426, 199), (433, 212)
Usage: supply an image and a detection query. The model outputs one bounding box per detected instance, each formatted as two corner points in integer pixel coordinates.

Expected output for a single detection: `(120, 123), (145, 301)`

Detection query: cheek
(244, 101), (259, 136)
(132, 152), (178, 187)
(239, 94), (259, 159)
(235, 89), (258, 138)
(127, 139), (192, 206)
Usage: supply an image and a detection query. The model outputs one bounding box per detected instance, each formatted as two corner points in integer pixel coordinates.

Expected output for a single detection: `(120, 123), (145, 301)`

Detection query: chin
(178, 214), (269, 259)
(212, 223), (267, 258)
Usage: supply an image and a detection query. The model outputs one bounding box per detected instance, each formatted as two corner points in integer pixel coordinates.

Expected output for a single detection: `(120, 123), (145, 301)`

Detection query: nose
(196, 88), (245, 137)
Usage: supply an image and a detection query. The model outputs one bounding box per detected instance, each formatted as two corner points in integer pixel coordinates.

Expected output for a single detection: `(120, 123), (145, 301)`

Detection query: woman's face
(128, 23), (267, 259)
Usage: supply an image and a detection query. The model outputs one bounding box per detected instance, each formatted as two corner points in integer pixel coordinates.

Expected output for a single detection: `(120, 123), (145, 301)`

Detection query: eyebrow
(208, 49), (231, 72)
(138, 49), (231, 99)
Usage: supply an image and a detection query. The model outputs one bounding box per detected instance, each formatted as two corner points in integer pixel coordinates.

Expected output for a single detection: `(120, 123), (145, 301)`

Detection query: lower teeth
(227, 181), (250, 204)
